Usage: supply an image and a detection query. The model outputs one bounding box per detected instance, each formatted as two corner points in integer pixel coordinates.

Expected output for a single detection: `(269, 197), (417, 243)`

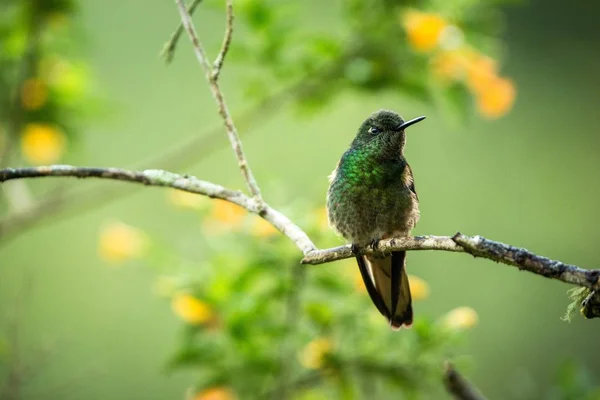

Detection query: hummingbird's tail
(356, 251), (413, 329)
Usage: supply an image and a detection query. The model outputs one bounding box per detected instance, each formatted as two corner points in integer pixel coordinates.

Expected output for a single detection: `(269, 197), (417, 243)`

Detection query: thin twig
(443, 362), (486, 400)
(0, 83), (292, 243)
(160, 0), (204, 63)
(212, 0), (233, 80)
(0, 165), (316, 254)
(175, 0), (212, 72)
(0, 43), (352, 244)
(175, 0), (264, 201)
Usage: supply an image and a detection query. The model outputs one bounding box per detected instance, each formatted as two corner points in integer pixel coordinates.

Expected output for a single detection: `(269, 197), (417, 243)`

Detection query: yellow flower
(476, 77), (516, 119)
(203, 199), (247, 234)
(442, 306), (478, 330)
(21, 78), (48, 110)
(432, 49), (516, 119)
(194, 387), (237, 400)
(402, 11), (448, 52)
(172, 294), (215, 325)
(250, 217), (278, 238)
(168, 189), (206, 210)
(20, 123), (66, 165)
(465, 55), (497, 95)
(98, 221), (147, 263)
(408, 275), (430, 301)
(431, 49), (474, 82)
(211, 199), (246, 224)
(298, 338), (333, 370)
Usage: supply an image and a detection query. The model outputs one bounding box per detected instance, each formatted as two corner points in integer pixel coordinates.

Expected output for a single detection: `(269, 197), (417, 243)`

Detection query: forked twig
(174, 0), (263, 201)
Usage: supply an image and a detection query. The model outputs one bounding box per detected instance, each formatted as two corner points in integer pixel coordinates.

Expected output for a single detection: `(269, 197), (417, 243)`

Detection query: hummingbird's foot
(369, 238), (389, 259)
(369, 238), (381, 251)
(351, 243), (361, 256)
(370, 238), (392, 257)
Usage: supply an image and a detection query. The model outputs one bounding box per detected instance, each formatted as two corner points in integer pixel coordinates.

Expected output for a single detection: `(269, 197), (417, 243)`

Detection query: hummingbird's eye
(368, 126), (380, 134)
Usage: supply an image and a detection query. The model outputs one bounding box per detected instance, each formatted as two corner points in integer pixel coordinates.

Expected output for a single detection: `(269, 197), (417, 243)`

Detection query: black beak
(397, 116), (426, 131)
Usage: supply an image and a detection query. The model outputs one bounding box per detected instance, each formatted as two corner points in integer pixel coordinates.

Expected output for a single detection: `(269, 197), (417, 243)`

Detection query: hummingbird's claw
(369, 238), (381, 251)
(351, 243), (361, 256)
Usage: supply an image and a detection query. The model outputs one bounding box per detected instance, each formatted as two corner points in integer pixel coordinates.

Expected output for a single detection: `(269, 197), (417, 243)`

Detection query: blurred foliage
(546, 360), (600, 400)
(0, 0), (97, 166)
(1, 0), (597, 398)
(223, 0), (516, 120)
(119, 196), (480, 398)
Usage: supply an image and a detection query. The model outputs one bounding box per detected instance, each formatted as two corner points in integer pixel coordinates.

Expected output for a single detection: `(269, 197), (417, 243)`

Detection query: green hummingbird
(326, 109), (426, 329)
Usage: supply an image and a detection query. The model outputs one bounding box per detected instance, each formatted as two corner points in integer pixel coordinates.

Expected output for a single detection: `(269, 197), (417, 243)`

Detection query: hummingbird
(326, 109), (426, 329)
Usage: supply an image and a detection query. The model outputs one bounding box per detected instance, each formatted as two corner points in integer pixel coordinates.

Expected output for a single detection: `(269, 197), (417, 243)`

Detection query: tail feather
(390, 251), (402, 317)
(362, 251), (413, 329)
(355, 255), (388, 318)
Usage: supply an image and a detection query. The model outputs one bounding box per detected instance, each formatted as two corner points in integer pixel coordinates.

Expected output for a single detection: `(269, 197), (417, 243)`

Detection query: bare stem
(174, 0), (263, 201)
(212, 0), (233, 80)
(443, 362), (486, 400)
(160, 0), (203, 63)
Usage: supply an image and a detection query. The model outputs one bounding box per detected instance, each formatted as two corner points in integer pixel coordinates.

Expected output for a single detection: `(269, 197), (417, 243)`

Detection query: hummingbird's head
(351, 109), (426, 151)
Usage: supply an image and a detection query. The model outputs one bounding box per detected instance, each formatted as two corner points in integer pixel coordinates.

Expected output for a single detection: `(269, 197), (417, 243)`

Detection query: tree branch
(443, 362), (486, 400)
(2, 165), (599, 316)
(302, 236), (464, 264)
(175, 0), (263, 201)
(0, 165), (316, 255)
(0, 0), (596, 323)
(301, 233), (600, 291)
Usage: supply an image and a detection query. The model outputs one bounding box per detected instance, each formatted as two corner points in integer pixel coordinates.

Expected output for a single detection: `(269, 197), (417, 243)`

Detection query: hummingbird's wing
(403, 163), (418, 201)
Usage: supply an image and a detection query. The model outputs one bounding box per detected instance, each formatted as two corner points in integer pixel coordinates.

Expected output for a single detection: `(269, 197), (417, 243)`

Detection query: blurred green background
(1, 0), (600, 399)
